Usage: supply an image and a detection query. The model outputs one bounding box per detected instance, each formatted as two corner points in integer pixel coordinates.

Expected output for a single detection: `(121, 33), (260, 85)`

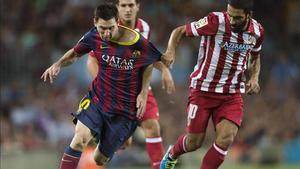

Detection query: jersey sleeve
(73, 31), (94, 55)
(146, 41), (162, 64)
(136, 36), (162, 66)
(186, 12), (219, 37)
(251, 25), (265, 56)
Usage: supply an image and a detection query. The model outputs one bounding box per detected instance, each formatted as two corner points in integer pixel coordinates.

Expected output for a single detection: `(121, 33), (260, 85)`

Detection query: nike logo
(100, 46), (109, 49)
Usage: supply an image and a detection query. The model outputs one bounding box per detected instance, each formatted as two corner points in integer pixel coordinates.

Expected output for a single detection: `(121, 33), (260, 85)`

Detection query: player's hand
(246, 78), (260, 95)
(161, 68), (175, 94)
(136, 92), (148, 119)
(41, 63), (61, 83)
(161, 51), (175, 68)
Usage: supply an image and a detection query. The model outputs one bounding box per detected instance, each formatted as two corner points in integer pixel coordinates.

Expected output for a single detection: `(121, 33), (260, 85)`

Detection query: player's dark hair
(94, 4), (118, 21)
(228, 0), (253, 14)
(114, 0), (140, 5)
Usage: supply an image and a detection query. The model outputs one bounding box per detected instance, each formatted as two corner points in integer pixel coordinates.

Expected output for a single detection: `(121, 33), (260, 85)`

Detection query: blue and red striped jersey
(73, 26), (161, 119)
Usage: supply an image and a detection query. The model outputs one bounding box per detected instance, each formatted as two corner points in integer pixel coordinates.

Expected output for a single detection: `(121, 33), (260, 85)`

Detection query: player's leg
(94, 115), (138, 166)
(200, 94), (243, 169)
(60, 120), (93, 169)
(161, 90), (214, 169)
(93, 144), (110, 166)
(141, 119), (164, 169)
(140, 91), (165, 169)
(200, 119), (238, 169)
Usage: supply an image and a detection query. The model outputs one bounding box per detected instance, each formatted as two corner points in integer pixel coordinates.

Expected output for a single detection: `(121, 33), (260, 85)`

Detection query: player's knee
(70, 135), (89, 151)
(216, 132), (235, 149)
(185, 135), (203, 152)
(141, 120), (160, 137)
(94, 156), (109, 166)
(93, 150), (109, 166)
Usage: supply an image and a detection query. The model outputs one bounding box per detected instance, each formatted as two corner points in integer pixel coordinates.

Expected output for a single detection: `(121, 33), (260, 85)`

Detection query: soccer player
(41, 4), (163, 169)
(87, 1), (175, 169)
(160, 0), (264, 169)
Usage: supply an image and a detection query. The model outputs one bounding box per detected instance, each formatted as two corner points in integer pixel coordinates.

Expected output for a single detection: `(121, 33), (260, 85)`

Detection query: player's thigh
(185, 89), (218, 133)
(212, 93), (243, 128)
(140, 119), (160, 137)
(70, 120), (93, 149)
(186, 102), (211, 133)
(99, 115), (138, 158)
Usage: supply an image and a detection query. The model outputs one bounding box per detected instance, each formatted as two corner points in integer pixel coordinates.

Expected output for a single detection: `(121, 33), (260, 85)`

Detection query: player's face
(94, 18), (118, 41)
(117, 0), (139, 22)
(227, 4), (249, 33)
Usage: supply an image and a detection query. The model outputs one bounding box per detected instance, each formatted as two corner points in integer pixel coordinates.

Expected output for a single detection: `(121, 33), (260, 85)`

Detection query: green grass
(112, 164), (300, 169)
(2, 149), (299, 169)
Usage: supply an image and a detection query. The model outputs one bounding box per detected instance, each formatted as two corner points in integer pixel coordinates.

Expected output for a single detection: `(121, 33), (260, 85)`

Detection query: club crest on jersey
(194, 17), (208, 29)
(247, 35), (256, 45)
(219, 41), (253, 53)
(102, 54), (134, 70)
(132, 50), (141, 58)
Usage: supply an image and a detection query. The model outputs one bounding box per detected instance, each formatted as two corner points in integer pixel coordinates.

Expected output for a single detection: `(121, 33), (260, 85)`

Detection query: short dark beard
(231, 17), (249, 33)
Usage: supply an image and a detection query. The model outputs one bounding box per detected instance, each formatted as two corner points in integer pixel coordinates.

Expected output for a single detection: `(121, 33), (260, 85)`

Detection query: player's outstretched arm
(87, 54), (98, 80)
(153, 61), (175, 94)
(246, 54), (261, 95)
(162, 25), (186, 67)
(41, 49), (79, 83)
(136, 64), (154, 119)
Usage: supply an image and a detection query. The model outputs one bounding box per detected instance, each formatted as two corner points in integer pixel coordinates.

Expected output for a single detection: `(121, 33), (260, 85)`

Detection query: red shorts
(139, 90), (159, 122)
(186, 89), (244, 133)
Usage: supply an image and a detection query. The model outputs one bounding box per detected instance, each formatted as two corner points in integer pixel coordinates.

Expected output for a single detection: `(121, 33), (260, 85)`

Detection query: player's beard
(231, 19), (248, 33)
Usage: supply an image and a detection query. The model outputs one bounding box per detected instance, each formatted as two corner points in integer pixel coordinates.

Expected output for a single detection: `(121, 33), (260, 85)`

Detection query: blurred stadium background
(1, 0), (300, 169)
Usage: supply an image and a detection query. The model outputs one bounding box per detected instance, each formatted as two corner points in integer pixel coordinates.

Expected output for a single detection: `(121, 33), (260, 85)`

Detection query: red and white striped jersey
(186, 12), (265, 94)
(134, 18), (150, 39)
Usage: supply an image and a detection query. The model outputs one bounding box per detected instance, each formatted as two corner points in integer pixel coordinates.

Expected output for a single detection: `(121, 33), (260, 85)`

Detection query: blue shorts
(72, 91), (138, 158)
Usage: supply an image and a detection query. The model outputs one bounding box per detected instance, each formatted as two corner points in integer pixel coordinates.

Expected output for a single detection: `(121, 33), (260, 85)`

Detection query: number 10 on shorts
(187, 104), (198, 126)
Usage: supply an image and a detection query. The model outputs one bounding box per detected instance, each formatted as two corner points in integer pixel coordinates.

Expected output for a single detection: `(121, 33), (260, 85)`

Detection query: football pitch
(116, 165), (300, 169)
(2, 149), (299, 169)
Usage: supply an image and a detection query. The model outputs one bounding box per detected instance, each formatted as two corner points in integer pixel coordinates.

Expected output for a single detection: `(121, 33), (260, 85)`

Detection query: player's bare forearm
(136, 64), (153, 118)
(55, 49), (79, 67)
(166, 25), (186, 53)
(246, 54), (261, 95)
(87, 55), (98, 80)
(153, 61), (168, 72)
(154, 61), (175, 94)
(248, 54), (261, 81)
(140, 64), (154, 95)
(41, 49), (80, 83)
(162, 25), (186, 67)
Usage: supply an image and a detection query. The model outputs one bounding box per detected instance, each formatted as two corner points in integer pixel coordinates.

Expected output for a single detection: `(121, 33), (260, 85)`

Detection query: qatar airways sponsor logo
(219, 42), (253, 53)
(102, 55), (135, 70)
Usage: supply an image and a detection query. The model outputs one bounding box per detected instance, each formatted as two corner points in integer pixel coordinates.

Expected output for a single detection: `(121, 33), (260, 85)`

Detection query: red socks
(169, 135), (188, 159)
(60, 146), (82, 169)
(200, 143), (227, 169)
(145, 137), (165, 169)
